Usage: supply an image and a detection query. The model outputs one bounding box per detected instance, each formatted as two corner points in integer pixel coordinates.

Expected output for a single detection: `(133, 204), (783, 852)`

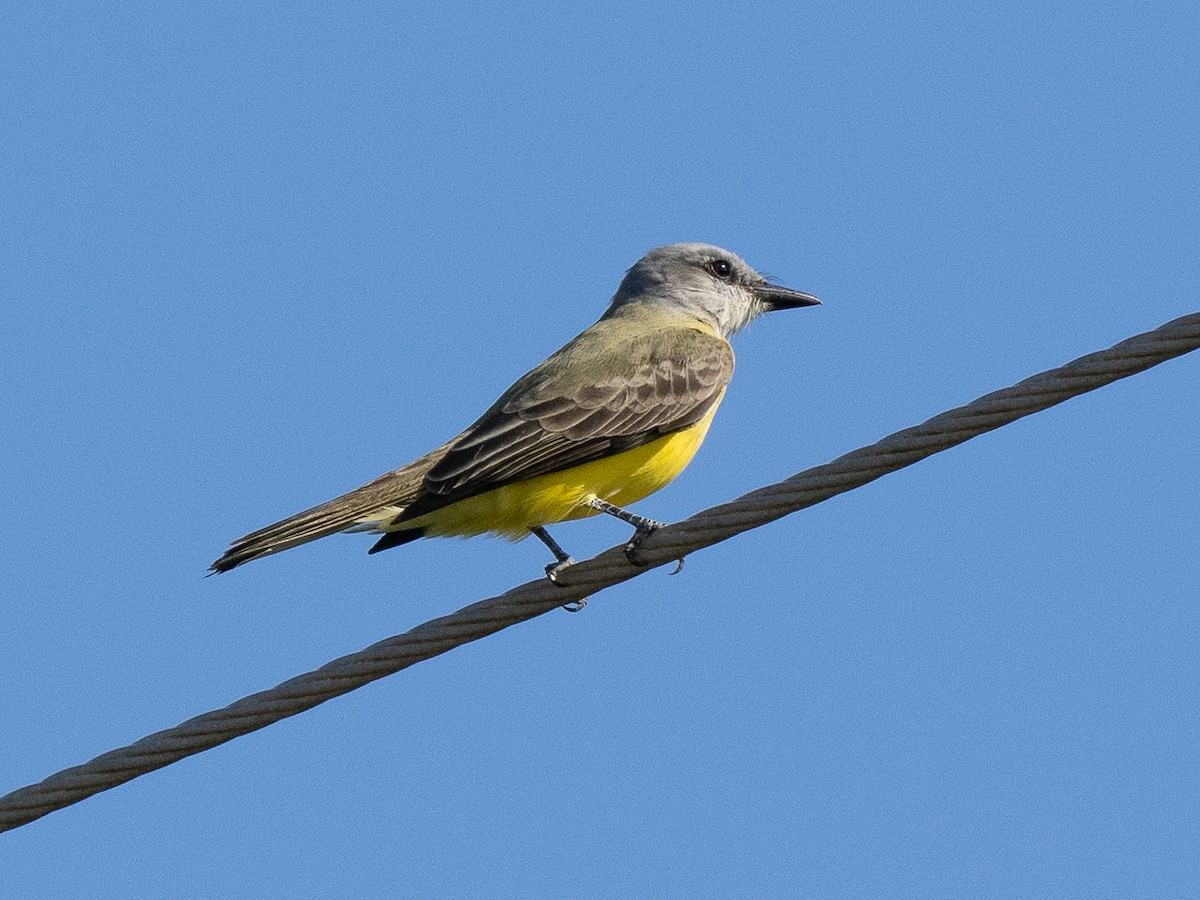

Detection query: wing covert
(402, 326), (733, 518)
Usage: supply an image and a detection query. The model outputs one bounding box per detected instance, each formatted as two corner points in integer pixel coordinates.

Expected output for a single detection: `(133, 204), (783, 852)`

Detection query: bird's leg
(532, 525), (575, 578)
(531, 526), (586, 611)
(587, 498), (674, 568)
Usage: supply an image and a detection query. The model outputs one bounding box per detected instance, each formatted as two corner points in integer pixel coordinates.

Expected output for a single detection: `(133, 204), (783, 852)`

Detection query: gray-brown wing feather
(399, 326), (733, 520)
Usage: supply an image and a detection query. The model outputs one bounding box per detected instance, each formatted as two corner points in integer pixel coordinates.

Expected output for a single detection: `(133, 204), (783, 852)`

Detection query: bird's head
(607, 243), (819, 338)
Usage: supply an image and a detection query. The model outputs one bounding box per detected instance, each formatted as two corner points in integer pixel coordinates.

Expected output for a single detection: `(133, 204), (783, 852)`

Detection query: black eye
(710, 259), (733, 279)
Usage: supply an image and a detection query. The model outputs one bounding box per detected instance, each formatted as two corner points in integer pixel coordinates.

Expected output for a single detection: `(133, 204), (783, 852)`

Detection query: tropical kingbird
(210, 243), (819, 579)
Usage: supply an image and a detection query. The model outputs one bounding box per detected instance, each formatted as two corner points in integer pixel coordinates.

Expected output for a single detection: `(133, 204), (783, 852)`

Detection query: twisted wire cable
(2, 311), (1196, 833)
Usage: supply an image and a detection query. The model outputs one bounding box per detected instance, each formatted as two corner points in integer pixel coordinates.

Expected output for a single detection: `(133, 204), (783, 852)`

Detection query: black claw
(562, 598), (588, 613)
(670, 557), (685, 575)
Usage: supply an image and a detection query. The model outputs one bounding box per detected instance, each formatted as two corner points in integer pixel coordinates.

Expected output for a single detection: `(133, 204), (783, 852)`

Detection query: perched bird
(210, 243), (819, 580)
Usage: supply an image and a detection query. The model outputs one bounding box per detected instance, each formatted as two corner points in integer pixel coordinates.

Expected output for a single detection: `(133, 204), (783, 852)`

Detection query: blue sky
(3, 2), (1198, 896)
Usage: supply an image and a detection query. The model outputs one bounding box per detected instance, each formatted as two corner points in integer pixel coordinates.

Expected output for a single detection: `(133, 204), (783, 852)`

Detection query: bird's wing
(399, 323), (734, 519)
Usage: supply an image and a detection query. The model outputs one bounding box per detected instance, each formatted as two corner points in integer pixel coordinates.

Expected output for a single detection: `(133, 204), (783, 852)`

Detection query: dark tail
(208, 493), (391, 573)
(209, 441), (454, 573)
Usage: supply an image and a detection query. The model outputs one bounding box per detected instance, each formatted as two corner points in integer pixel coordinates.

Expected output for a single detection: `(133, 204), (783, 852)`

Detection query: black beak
(752, 283), (821, 311)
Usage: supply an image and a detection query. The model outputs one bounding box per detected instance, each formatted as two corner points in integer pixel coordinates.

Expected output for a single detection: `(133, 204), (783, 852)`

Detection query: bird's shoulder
(501, 314), (734, 410)
(487, 314), (729, 427)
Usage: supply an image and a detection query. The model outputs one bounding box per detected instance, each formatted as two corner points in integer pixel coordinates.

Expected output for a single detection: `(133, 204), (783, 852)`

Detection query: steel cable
(2, 311), (1196, 833)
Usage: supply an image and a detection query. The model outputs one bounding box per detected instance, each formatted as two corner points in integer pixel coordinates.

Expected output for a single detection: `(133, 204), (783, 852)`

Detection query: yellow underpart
(398, 389), (725, 540)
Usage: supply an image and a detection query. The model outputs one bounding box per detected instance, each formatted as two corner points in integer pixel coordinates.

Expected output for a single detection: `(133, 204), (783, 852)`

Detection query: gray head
(607, 243), (819, 338)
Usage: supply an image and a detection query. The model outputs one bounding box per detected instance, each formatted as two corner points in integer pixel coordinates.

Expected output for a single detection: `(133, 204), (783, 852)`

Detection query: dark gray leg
(531, 525), (574, 580)
(531, 526), (586, 611)
(587, 498), (666, 566)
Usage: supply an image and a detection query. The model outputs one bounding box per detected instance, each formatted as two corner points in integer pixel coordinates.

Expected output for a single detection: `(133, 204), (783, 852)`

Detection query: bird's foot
(622, 521), (684, 574)
(544, 556), (576, 583)
(543, 555), (587, 611)
(623, 518), (666, 566)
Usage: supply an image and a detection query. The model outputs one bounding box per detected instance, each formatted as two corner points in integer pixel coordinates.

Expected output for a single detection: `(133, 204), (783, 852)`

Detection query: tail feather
(209, 441), (453, 573)
(208, 495), (386, 573)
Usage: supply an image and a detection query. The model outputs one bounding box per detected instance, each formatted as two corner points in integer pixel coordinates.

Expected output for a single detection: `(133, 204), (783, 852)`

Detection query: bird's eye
(710, 259), (733, 279)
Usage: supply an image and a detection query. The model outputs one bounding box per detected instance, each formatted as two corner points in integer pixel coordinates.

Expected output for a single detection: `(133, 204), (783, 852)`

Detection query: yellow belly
(404, 390), (724, 540)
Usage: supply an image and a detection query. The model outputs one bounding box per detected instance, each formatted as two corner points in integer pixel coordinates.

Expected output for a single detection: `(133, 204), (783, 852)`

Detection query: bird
(209, 243), (819, 581)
